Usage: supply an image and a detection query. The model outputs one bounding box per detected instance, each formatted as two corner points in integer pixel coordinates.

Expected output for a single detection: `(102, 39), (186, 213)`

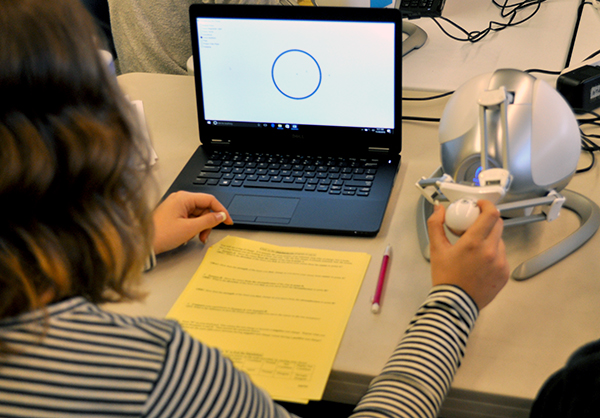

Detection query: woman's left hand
(152, 191), (233, 254)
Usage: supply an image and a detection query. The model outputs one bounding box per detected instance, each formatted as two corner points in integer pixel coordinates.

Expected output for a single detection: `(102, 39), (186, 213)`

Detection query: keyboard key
(197, 172), (221, 179)
(345, 180), (373, 188)
(244, 181), (304, 191)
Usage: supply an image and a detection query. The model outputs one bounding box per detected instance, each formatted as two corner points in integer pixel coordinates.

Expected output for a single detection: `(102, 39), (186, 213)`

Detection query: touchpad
(228, 195), (299, 224)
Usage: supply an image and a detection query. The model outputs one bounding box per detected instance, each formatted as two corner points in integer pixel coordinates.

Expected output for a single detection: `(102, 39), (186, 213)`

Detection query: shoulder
(44, 297), (182, 346)
(531, 339), (600, 418)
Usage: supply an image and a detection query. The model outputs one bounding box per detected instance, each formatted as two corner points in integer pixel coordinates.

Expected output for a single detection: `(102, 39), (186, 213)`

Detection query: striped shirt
(0, 285), (477, 418)
(353, 285), (478, 418)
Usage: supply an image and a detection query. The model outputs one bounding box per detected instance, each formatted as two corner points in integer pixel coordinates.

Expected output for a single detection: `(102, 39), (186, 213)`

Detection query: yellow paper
(167, 236), (370, 402)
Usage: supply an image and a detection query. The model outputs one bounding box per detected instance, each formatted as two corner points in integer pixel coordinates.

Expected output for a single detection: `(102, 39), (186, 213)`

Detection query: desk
(108, 73), (600, 418)
(402, 0), (581, 92)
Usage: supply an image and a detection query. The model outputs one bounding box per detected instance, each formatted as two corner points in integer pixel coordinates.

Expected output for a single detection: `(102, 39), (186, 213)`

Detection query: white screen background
(196, 18), (395, 129)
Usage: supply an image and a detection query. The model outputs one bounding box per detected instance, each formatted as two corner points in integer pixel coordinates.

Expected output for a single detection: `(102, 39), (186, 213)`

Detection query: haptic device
(415, 69), (600, 280)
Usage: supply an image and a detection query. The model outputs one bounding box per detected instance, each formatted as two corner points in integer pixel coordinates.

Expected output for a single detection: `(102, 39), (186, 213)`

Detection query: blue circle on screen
(271, 50), (322, 100)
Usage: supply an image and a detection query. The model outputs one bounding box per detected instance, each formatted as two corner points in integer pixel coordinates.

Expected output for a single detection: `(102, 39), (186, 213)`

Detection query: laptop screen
(189, 5), (402, 152)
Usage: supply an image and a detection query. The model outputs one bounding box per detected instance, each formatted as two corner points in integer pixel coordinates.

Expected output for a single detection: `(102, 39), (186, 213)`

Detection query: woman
(0, 1), (509, 417)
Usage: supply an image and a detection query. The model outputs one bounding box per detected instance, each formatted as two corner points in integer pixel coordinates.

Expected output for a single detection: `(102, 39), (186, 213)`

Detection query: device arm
(511, 189), (600, 280)
(416, 186), (600, 280)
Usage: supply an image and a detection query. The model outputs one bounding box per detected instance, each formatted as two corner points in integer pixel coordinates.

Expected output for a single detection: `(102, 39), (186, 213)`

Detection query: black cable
(524, 68), (562, 75)
(402, 68), (562, 98)
(577, 141), (596, 173)
(402, 91), (452, 122)
(585, 48), (600, 61)
(575, 109), (600, 172)
(402, 91), (454, 101)
(578, 153), (595, 173)
(402, 116), (441, 122)
(430, 0), (546, 43)
(492, 0), (544, 16)
(564, 0), (589, 69)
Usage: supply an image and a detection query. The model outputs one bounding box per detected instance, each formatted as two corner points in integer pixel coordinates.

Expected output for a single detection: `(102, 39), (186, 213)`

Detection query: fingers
(152, 192), (233, 254)
(463, 200), (502, 242)
(498, 240), (510, 281)
(188, 211), (228, 244)
(179, 193), (232, 243)
(193, 210), (228, 231)
(427, 204), (451, 252)
(183, 192), (233, 225)
(426, 198), (509, 309)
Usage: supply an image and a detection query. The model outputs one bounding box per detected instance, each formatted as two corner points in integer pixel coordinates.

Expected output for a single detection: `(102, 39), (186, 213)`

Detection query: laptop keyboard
(193, 150), (379, 197)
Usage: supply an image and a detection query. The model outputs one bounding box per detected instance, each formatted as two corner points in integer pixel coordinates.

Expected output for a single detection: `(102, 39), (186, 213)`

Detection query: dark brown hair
(0, 0), (154, 330)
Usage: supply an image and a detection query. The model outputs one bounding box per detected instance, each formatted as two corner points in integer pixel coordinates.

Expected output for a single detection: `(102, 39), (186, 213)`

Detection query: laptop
(163, 4), (402, 236)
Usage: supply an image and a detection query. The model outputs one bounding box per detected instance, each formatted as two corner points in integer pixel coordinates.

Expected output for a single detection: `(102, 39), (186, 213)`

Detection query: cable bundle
(431, 0), (547, 43)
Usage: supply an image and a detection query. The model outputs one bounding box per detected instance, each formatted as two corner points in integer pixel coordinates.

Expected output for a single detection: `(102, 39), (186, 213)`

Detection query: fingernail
(216, 211), (227, 222)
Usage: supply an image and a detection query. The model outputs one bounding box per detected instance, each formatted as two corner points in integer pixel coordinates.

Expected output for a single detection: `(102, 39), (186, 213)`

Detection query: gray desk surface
(109, 73), (600, 418)
(402, 0), (581, 92)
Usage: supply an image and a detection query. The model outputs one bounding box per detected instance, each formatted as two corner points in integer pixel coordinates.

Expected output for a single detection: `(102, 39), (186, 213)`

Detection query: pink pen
(371, 245), (391, 314)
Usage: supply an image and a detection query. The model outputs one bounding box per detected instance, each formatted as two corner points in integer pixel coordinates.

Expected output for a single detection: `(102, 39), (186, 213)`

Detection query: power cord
(524, 68), (562, 76)
(402, 115), (442, 122)
(402, 91), (454, 101)
(574, 109), (600, 173)
(430, 0), (547, 43)
(401, 91), (453, 123)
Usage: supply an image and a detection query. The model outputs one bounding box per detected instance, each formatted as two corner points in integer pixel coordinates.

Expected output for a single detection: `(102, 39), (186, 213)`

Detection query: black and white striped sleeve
(351, 285), (479, 418)
(142, 321), (298, 418)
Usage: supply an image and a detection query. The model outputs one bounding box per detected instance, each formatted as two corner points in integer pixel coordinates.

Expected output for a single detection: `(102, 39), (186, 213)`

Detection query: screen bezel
(189, 4), (402, 156)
